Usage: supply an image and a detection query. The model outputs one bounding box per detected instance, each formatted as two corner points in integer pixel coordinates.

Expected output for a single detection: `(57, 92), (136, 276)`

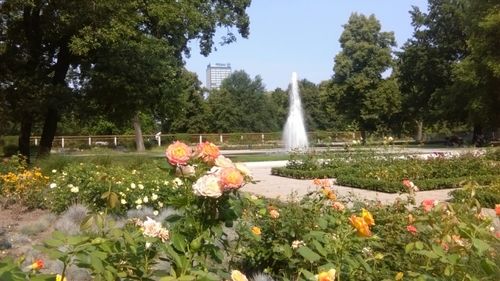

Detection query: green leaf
(171, 233), (187, 252)
(415, 250), (439, 259)
(312, 240), (328, 257)
(90, 252), (105, 272)
(405, 242), (414, 253)
(300, 269), (316, 280)
(480, 258), (497, 275)
(44, 238), (63, 248)
(415, 241), (424, 250)
(472, 238), (490, 256)
(297, 246), (321, 262)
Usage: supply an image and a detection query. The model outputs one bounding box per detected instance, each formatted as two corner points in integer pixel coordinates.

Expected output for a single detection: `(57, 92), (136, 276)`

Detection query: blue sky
(184, 0), (428, 91)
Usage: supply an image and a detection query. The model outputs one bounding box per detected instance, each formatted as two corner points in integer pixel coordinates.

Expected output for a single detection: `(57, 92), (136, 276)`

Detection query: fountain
(283, 72), (309, 151)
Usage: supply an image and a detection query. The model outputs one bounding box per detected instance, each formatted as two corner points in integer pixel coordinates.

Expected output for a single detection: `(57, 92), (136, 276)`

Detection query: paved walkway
(240, 160), (455, 205)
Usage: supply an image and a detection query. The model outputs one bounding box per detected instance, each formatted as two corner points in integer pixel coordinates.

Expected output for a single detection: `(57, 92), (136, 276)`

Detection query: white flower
(51, 169), (57, 173)
(136, 204), (142, 209)
(132, 170), (137, 174)
(138, 184), (144, 190)
(121, 199), (127, 205)
(49, 183), (57, 189)
(143, 196), (149, 203)
(292, 240), (305, 249)
(215, 155), (234, 168)
(173, 178), (183, 186)
(362, 247), (373, 256)
(131, 183), (136, 189)
(68, 184), (74, 188)
(135, 198), (143, 205)
(151, 193), (158, 201)
(70, 186), (79, 193)
(153, 210), (159, 216)
(145, 242), (152, 249)
(158, 202), (164, 208)
(192, 174), (222, 198)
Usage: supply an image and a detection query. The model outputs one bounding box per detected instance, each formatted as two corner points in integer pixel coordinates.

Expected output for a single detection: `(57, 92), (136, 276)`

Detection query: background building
(206, 63), (232, 90)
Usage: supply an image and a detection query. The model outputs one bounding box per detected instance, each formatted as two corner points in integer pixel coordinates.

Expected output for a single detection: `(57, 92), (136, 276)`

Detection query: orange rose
(349, 215), (371, 237)
(496, 204), (500, 216)
(322, 187), (336, 200)
(29, 259), (44, 270)
(165, 141), (191, 166)
(219, 167), (244, 189)
(196, 141), (220, 163)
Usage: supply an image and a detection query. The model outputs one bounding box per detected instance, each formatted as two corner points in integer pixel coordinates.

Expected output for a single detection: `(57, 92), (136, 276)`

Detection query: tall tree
(169, 70), (209, 134)
(397, 1), (468, 141)
(1, 0), (251, 158)
(332, 13), (396, 139)
(449, 0), (500, 140)
(206, 71), (274, 133)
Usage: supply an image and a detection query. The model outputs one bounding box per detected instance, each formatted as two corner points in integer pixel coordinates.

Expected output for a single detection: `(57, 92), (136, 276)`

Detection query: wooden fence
(27, 131), (362, 149)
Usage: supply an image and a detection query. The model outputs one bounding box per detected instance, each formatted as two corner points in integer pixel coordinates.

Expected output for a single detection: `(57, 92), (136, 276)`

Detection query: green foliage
(206, 71), (279, 133)
(450, 181), (500, 209)
(332, 13), (399, 134)
(44, 160), (175, 214)
(273, 152), (500, 193)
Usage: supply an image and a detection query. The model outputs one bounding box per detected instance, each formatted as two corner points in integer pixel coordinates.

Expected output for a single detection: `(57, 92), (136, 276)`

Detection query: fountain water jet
(283, 72), (309, 151)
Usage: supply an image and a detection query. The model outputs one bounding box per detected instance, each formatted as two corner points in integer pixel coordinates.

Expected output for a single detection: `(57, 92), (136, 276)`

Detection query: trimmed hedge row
(271, 167), (338, 179)
(337, 175), (500, 193)
(272, 167), (500, 193)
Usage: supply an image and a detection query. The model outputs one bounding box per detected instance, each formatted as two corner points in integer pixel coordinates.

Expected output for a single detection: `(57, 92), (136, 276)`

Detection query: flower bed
(0, 144), (499, 280)
(272, 150), (500, 193)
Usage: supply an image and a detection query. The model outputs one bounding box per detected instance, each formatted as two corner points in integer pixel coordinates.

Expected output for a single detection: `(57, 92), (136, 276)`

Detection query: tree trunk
(38, 40), (71, 156)
(38, 107), (59, 156)
(133, 114), (145, 152)
(360, 130), (367, 145)
(472, 124), (483, 146)
(18, 113), (33, 163)
(415, 120), (423, 143)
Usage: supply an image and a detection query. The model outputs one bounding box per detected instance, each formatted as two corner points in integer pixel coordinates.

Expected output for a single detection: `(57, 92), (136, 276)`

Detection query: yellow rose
(231, 270), (249, 281)
(251, 226), (261, 235)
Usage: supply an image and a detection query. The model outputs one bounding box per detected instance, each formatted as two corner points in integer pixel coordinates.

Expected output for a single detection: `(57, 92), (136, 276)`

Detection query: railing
(27, 131), (363, 149)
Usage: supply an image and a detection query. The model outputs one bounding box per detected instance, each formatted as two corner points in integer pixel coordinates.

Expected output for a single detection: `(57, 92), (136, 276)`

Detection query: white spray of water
(283, 72), (309, 151)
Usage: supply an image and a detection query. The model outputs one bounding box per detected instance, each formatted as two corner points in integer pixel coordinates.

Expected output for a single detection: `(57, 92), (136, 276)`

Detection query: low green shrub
(449, 180), (500, 208)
